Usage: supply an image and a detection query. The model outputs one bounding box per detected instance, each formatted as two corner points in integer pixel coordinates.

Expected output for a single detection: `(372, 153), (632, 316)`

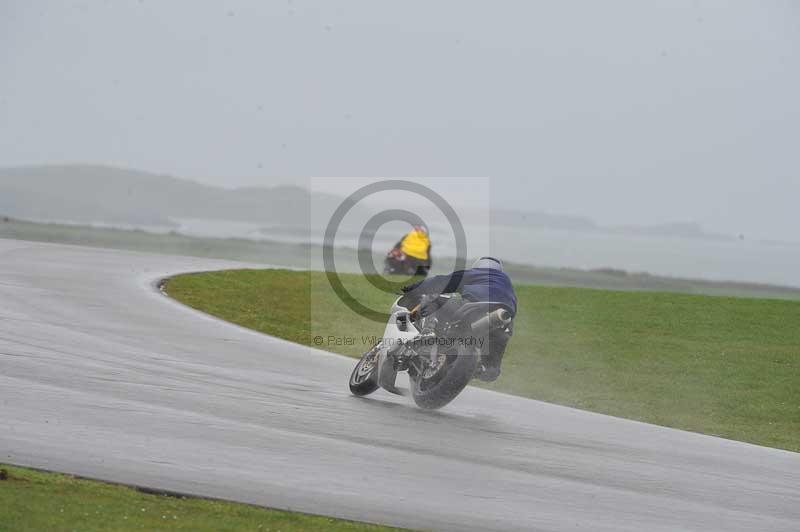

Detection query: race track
(1, 239), (798, 531)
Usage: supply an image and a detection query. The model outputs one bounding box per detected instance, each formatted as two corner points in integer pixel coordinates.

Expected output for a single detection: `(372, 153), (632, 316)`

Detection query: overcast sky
(2, 1), (798, 241)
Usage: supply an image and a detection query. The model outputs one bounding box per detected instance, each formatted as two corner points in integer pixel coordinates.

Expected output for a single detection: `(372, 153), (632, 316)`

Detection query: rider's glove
(418, 304), (438, 318)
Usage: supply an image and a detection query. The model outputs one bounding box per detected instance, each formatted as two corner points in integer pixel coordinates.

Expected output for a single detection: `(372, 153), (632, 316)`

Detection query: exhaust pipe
(470, 308), (512, 336)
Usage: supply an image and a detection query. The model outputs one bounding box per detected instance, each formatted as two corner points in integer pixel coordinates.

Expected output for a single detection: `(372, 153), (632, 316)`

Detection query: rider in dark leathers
(401, 257), (517, 382)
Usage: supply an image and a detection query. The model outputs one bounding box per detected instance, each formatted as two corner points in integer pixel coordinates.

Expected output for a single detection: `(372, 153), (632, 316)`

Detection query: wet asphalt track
(1, 239), (798, 531)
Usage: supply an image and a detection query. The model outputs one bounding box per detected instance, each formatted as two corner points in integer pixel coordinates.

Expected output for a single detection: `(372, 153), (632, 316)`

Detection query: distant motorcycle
(383, 247), (430, 277)
(349, 293), (514, 409)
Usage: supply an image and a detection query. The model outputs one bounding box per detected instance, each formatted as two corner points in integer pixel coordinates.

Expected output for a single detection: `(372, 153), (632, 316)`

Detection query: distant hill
(610, 222), (730, 241)
(0, 164), (726, 241)
(490, 209), (597, 231)
(489, 208), (729, 240)
(0, 164), (352, 227)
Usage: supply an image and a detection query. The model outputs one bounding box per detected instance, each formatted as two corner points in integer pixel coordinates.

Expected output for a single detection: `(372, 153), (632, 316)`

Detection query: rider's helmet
(472, 256), (503, 271)
(413, 224), (428, 235)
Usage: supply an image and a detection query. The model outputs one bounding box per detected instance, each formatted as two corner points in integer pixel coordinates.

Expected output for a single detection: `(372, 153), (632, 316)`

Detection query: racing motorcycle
(348, 292), (513, 409)
(383, 247), (430, 277)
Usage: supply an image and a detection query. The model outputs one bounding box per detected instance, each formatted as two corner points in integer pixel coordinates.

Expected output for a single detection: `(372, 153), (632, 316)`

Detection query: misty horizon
(2, 1), (799, 243)
(0, 162), (777, 243)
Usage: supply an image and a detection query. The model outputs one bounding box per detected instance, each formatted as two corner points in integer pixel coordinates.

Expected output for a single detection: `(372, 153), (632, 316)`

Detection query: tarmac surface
(1, 239), (798, 531)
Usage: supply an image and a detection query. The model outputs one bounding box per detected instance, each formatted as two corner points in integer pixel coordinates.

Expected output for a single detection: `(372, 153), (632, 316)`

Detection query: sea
(161, 217), (800, 288)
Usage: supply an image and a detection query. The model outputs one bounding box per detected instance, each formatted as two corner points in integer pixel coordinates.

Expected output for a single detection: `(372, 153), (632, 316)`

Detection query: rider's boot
(474, 328), (510, 382)
(474, 351), (503, 382)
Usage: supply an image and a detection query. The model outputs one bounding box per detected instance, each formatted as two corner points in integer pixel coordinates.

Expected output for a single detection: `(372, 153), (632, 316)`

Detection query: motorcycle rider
(390, 225), (432, 276)
(401, 257), (517, 382)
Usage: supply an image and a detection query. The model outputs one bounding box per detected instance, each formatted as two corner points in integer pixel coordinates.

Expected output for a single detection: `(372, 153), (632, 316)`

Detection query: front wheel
(349, 343), (380, 396)
(410, 344), (478, 409)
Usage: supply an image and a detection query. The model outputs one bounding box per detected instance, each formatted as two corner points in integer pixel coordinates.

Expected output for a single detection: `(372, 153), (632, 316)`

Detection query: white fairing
(376, 297), (420, 389)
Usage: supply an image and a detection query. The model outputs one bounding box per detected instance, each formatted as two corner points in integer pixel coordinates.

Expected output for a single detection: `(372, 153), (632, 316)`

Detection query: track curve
(1, 239), (798, 531)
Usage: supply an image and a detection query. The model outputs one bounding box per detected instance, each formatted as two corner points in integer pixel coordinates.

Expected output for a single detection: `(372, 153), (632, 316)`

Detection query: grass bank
(166, 269), (800, 452)
(0, 464), (405, 532)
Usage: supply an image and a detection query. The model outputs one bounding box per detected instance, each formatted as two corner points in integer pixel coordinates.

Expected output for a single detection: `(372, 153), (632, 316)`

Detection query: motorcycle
(383, 247), (430, 277)
(349, 292), (513, 409)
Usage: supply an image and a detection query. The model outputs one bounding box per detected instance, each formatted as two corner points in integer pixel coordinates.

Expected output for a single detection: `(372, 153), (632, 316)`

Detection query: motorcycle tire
(410, 344), (478, 410)
(349, 344), (380, 396)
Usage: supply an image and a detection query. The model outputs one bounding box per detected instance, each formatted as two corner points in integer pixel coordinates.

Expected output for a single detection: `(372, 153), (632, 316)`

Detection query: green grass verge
(165, 269), (800, 452)
(0, 464), (405, 532)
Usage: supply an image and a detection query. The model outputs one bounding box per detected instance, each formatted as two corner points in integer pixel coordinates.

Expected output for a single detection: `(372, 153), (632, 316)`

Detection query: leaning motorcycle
(349, 293), (513, 409)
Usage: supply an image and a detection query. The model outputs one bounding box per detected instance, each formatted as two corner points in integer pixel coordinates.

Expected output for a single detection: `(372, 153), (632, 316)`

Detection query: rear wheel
(349, 343), (380, 396)
(410, 344), (478, 409)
